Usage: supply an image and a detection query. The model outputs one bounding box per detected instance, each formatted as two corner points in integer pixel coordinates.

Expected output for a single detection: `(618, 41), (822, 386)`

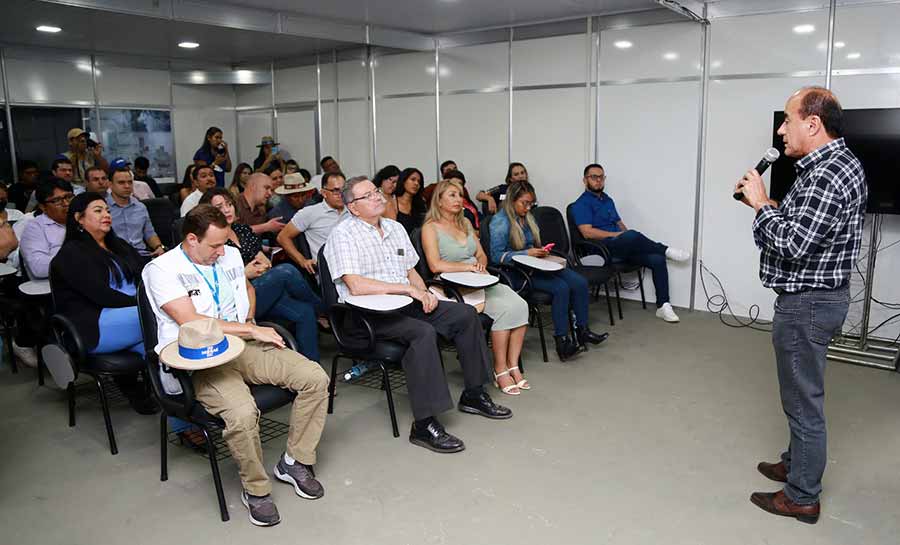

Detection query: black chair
(533, 206), (616, 326)
(171, 218), (185, 246)
(317, 246), (408, 438)
(565, 203), (646, 322)
(142, 198), (179, 250)
(136, 281), (298, 522)
(44, 268), (147, 455)
(156, 182), (180, 199)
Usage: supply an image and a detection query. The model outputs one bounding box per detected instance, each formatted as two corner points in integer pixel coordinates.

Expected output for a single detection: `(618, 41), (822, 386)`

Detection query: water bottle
(344, 361), (374, 382)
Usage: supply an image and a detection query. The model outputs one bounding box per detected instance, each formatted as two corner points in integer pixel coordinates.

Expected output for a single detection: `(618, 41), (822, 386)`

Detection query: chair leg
(518, 355), (525, 374)
(67, 382), (76, 427)
(614, 275), (624, 320)
(534, 306), (548, 363)
(160, 412), (169, 482)
(638, 268), (647, 309)
(37, 351), (45, 386)
(604, 284), (615, 326)
(327, 354), (340, 414)
(4, 319), (17, 374)
(95, 377), (118, 455)
(381, 364), (400, 438)
(202, 427), (229, 522)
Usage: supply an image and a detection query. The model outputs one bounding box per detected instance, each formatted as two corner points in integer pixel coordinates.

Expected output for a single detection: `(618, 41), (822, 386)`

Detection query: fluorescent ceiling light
(36, 25), (61, 33)
(613, 40), (633, 49)
(793, 24), (815, 34)
(846, 52), (861, 60)
(834, 41), (846, 48)
(178, 41), (200, 49)
(663, 52), (679, 61)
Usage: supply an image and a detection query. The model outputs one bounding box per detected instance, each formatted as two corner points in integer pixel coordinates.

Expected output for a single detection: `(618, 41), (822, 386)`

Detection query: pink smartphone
(542, 243), (555, 251)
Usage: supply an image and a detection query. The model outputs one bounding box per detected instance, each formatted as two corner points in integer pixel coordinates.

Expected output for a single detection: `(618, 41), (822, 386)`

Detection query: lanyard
(181, 246), (221, 317)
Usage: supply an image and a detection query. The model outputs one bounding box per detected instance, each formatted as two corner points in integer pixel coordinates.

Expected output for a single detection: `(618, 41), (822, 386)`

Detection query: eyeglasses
(45, 193), (75, 206)
(322, 186), (343, 194)
(518, 200), (537, 209)
(348, 188), (385, 204)
(585, 174), (606, 181)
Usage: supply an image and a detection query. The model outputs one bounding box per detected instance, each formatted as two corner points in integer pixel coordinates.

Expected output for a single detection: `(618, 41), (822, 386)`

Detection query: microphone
(733, 148), (780, 201)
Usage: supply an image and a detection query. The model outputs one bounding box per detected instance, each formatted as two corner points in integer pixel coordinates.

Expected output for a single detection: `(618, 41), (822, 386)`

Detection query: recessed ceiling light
(711, 60), (723, 69)
(36, 25), (61, 33)
(834, 41), (846, 48)
(613, 40), (633, 49)
(846, 52), (861, 60)
(178, 41), (200, 49)
(663, 52), (679, 61)
(793, 24), (815, 34)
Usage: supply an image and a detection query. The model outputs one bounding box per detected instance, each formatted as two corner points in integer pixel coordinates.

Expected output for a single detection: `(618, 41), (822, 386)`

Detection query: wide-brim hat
(275, 172), (317, 195)
(67, 128), (86, 140)
(257, 136), (280, 147)
(160, 318), (245, 370)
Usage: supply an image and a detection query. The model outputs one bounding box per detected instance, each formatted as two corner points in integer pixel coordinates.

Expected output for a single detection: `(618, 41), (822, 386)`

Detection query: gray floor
(1, 301), (899, 545)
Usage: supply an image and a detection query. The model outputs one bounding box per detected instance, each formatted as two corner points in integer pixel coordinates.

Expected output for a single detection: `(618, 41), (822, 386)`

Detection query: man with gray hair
(323, 176), (512, 454)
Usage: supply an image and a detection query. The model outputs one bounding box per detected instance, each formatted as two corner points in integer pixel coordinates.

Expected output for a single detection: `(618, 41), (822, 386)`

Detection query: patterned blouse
(227, 223), (262, 265)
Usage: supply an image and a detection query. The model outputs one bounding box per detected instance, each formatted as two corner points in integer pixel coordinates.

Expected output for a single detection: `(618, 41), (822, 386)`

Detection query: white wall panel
(320, 102), (338, 169)
(439, 43), (508, 92)
(337, 60), (369, 100)
(375, 51), (435, 95)
(97, 65), (170, 106)
(275, 64), (318, 104)
(511, 88), (588, 216)
(337, 100), (371, 178)
(376, 96), (436, 176)
(277, 109), (318, 174)
(172, 84), (236, 181)
(513, 34), (587, 86)
(600, 23), (701, 80)
(700, 77), (823, 321)
(6, 57), (94, 104)
(237, 110), (274, 167)
(597, 81), (700, 309)
(709, 10), (828, 76)
(235, 84), (272, 109)
(832, 3), (900, 71)
(440, 93), (507, 194)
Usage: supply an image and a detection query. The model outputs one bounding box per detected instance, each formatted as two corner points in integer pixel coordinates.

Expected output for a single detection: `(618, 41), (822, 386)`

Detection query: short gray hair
(341, 175), (371, 205)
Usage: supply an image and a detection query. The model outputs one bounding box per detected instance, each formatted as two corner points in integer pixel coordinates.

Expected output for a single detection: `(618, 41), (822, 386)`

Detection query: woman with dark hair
(49, 192), (157, 414)
(178, 164), (196, 204)
(200, 188), (324, 362)
(488, 181), (608, 361)
(228, 162), (253, 200)
(394, 167), (426, 233)
(373, 164), (401, 220)
(253, 136), (285, 173)
(477, 161), (529, 214)
(284, 159), (300, 174)
(193, 126), (231, 188)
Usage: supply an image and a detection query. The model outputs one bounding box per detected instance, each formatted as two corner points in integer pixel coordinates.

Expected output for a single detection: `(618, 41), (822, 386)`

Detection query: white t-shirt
(180, 189), (202, 216)
(142, 245), (249, 394)
(289, 200), (347, 258)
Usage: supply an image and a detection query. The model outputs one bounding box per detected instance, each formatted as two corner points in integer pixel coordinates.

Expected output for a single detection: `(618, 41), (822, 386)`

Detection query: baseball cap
(109, 157), (132, 171)
(67, 128), (86, 140)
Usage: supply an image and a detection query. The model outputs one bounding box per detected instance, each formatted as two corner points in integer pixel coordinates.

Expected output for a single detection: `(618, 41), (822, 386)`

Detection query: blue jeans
(603, 230), (669, 307)
(772, 286), (849, 505)
(529, 268), (590, 337)
(252, 264), (322, 362)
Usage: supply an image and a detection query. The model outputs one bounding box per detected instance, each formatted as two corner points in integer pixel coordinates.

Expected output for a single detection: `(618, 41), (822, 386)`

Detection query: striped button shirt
(753, 137), (867, 293)
(323, 214), (419, 302)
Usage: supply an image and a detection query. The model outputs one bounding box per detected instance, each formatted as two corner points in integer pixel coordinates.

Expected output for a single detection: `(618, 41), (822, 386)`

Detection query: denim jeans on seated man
(602, 229), (669, 307)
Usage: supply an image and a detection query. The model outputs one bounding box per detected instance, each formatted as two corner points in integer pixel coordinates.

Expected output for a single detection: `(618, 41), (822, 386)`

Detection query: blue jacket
(489, 212), (536, 265)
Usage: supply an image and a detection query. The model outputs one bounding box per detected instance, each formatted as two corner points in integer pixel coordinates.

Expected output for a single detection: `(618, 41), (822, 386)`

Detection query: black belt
(773, 281), (848, 296)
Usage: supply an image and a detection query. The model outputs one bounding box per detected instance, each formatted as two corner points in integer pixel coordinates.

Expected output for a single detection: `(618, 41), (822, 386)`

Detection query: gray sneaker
(274, 454), (325, 499)
(240, 490), (281, 527)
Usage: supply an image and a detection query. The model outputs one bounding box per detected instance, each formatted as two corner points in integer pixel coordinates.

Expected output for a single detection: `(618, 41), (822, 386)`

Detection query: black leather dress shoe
(458, 391), (513, 420)
(555, 335), (579, 361)
(576, 327), (609, 346)
(409, 419), (465, 453)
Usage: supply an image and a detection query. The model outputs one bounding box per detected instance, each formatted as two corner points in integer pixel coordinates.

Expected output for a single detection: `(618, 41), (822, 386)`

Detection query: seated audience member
(284, 159), (300, 175)
(253, 136), (284, 173)
(299, 168), (311, 183)
(324, 176), (512, 453)
(422, 180), (530, 395)
(268, 173), (317, 224)
(276, 172), (347, 275)
(373, 165), (401, 220)
(489, 181), (608, 360)
(9, 160), (40, 212)
(133, 156), (161, 197)
(106, 167), (166, 258)
(432, 170), (481, 231)
(52, 157), (76, 186)
(193, 126), (231, 187)
(108, 158), (154, 200)
(143, 205), (329, 527)
(19, 178), (74, 279)
(263, 163), (287, 209)
(229, 162), (253, 200)
(394, 167), (426, 234)
(180, 164), (216, 216)
(0, 184), (20, 261)
(84, 166), (110, 194)
(309, 156), (341, 187)
(237, 172), (286, 236)
(201, 189), (323, 362)
(50, 192), (158, 414)
(477, 162), (528, 214)
(179, 164), (196, 204)
(571, 164), (689, 323)
(63, 128), (108, 185)
(440, 160), (458, 178)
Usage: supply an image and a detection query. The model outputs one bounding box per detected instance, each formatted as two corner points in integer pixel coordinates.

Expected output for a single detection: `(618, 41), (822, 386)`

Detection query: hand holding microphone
(733, 147), (780, 201)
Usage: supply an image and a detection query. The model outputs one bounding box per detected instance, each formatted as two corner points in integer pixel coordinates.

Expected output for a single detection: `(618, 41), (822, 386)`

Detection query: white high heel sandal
(507, 365), (530, 390)
(493, 369), (521, 395)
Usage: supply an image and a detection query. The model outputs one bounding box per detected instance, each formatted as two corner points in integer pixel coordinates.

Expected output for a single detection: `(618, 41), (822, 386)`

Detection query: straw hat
(160, 318), (245, 370)
(275, 172), (317, 195)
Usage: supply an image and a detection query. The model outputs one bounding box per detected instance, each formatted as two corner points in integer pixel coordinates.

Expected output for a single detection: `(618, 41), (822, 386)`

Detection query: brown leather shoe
(757, 461), (788, 483)
(750, 490), (820, 524)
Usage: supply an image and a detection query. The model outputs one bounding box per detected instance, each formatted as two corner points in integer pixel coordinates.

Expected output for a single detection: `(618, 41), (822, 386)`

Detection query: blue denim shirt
(570, 190), (622, 233)
(489, 212), (535, 265)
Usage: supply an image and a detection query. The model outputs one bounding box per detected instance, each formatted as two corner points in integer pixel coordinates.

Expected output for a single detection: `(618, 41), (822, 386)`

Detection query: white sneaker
(656, 303), (680, 323)
(665, 247), (691, 262)
(12, 341), (38, 368)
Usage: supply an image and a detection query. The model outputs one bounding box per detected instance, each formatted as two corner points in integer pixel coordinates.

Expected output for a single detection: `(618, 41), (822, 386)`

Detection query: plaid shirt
(753, 137), (867, 293)
(323, 214), (419, 302)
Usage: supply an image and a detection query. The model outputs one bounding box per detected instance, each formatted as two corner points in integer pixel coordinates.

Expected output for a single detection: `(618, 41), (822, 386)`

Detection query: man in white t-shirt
(276, 171), (347, 275)
(180, 164), (217, 216)
(142, 204), (329, 527)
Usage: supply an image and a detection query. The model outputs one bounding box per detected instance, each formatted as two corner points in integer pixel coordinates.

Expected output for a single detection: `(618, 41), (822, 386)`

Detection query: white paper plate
(439, 271), (499, 288)
(512, 255), (564, 271)
(19, 279), (51, 296)
(344, 294), (413, 312)
(0, 263), (17, 276)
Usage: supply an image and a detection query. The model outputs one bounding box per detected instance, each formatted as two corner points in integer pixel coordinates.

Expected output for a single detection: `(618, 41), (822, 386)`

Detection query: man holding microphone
(735, 87), (867, 524)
